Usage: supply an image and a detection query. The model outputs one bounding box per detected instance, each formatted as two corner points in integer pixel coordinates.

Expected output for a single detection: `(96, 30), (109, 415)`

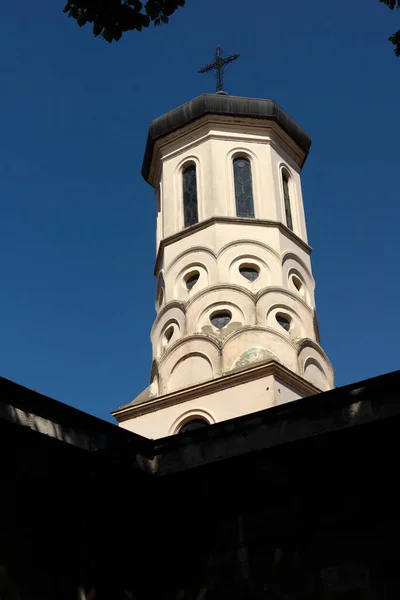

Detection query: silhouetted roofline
(142, 93), (312, 183)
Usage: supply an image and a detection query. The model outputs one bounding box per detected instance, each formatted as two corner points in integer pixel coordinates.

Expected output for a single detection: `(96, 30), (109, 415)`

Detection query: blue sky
(1, 0), (399, 423)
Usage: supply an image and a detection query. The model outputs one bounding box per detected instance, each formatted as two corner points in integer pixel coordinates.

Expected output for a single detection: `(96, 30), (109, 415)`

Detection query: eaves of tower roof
(141, 93), (312, 184)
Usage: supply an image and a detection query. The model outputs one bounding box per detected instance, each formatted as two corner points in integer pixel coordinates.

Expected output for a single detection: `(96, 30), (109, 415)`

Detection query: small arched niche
(160, 321), (180, 354)
(276, 312), (291, 332)
(266, 305), (304, 339)
(239, 263), (260, 282)
(182, 162), (199, 228)
(288, 268), (309, 303)
(303, 357), (330, 391)
(210, 309), (232, 329)
(168, 353), (213, 392)
(155, 272), (165, 310)
(281, 167), (294, 232)
(184, 269), (200, 291)
(174, 263), (209, 301)
(232, 155), (255, 218)
(225, 248), (272, 291)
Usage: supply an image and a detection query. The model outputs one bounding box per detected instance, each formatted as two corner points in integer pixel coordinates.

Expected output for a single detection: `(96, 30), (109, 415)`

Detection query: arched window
(233, 157), (255, 218)
(178, 418), (209, 434)
(182, 164), (198, 228)
(282, 171), (293, 231)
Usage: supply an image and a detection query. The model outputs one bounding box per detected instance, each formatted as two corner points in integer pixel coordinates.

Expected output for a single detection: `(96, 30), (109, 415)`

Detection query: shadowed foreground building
(1, 371), (400, 599)
(1, 92), (399, 599)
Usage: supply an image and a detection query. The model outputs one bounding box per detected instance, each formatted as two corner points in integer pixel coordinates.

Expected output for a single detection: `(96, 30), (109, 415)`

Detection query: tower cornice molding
(154, 217), (312, 276)
(112, 359), (321, 422)
(159, 124), (303, 169)
(142, 94), (311, 184)
(149, 117), (305, 188)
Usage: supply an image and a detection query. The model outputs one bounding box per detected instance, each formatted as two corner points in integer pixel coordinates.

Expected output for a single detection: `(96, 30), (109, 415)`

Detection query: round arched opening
(239, 263), (259, 282)
(184, 270), (200, 291)
(291, 274), (305, 297)
(164, 325), (174, 343)
(157, 286), (164, 307)
(276, 313), (291, 332)
(178, 418), (209, 434)
(210, 310), (232, 329)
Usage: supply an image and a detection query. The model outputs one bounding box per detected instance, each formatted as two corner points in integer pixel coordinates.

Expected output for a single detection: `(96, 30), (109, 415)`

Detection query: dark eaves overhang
(141, 93), (312, 184)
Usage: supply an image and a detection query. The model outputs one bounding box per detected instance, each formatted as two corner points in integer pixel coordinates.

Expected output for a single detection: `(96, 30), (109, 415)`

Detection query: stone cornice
(154, 217), (312, 276)
(111, 360), (320, 422)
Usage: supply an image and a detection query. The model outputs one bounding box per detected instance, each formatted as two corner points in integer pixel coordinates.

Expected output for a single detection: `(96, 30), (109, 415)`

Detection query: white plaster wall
(157, 122), (308, 244)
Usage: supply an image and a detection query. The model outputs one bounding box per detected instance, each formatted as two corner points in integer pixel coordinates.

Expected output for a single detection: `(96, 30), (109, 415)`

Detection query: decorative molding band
(154, 217), (312, 275)
(152, 285), (314, 334)
(185, 283), (255, 310)
(112, 359), (320, 422)
(157, 333), (221, 368)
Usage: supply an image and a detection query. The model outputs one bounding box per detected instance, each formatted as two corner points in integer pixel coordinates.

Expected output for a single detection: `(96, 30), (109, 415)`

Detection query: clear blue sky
(1, 1), (399, 422)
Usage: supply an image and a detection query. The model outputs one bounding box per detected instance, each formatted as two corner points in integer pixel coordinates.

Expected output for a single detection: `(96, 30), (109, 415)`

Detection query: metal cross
(199, 46), (239, 93)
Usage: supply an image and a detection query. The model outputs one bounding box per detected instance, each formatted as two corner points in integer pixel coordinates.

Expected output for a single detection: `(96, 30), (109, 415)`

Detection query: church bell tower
(112, 92), (334, 438)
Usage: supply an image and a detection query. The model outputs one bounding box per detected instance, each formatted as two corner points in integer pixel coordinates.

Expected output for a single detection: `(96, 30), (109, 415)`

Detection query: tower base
(112, 360), (322, 439)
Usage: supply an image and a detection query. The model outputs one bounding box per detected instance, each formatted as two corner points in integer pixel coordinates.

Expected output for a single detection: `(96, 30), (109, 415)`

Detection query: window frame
(280, 166), (295, 232)
(182, 162), (199, 228)
(232, 154), (255, 219)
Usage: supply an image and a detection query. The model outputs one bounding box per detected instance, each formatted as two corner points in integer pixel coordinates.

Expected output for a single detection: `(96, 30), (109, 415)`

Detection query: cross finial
(199, 46), (240, 94)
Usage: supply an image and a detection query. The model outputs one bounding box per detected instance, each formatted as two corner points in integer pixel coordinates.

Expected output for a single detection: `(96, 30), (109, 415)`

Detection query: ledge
(154, 216), (312, 275)
(111, 359), (320, 421)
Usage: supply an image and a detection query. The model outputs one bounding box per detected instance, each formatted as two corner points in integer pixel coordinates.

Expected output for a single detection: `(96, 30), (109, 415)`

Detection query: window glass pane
(183, 165), (199, 227)
(282, 173), (293, 231)
(239, 265), (259, 282)
(210, 311), (232, 329)
(276, 313), (291, 331)
(233, 157), (255, 218)
(185, 272), (200, 290)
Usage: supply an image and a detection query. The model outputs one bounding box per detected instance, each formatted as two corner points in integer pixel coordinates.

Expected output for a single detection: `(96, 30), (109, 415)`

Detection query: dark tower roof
(142, 93), (312, 184)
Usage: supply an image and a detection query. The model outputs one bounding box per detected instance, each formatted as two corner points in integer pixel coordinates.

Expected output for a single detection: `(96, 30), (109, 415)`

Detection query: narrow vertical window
(233, 157), (255, 218)
(183, 164), (198, 228)
(282, 171), (293, 231)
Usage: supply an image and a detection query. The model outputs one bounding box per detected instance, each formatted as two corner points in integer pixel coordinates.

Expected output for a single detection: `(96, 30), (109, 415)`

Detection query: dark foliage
(380, 0), (400, 55)
(63, 0), (185, 42)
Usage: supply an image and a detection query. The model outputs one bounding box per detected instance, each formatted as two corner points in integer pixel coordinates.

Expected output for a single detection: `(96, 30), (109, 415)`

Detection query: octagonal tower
(112, 93), (334, 437)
